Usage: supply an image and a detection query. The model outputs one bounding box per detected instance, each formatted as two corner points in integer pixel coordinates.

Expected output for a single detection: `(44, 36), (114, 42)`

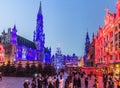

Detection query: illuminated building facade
(51, 47), (64, 69)
(95, 0), (120, 75)
(51, 47), (78, 69)
(64, 54), (78, 67)
(0, 43), (5, 64)
(78, 57), (84, 67)
(0, 2), (51, 64)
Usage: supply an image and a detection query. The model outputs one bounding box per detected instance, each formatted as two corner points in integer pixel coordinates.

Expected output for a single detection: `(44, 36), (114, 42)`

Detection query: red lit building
(0, 44), (5, 64)
(95, 0), (120, 75)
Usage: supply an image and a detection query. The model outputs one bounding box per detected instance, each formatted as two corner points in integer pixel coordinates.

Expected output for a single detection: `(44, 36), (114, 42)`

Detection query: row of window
(115, 23), (120, 32)
(98, 54), (120, 63)
(99, 24), (120, 45)
(115, 32), (120, 41)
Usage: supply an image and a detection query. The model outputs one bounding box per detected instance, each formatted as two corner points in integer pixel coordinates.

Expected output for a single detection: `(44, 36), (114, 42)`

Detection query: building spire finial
(105, 8), (109, 14)
(38, 1), (42, 14)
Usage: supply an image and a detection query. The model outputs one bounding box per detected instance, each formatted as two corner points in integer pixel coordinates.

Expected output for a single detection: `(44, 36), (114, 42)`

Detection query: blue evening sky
(0, 0), (117, 57)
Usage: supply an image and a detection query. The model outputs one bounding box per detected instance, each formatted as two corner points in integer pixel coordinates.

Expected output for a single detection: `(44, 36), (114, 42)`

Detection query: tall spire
(13, 25), (17, 32)
(86, 32), (90, 43)
(38, 1), (42, 14)
(33, 1), (45, 61)
(37, 1), (43, 24)
(36, 1), (44, 41)
(105, 8), (109, 15)
(85, 32), (90, 55)
(11, 25), (17, 44)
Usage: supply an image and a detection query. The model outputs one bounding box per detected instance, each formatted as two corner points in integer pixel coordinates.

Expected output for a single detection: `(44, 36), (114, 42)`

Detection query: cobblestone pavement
(0, 76), (96, 88)
(0, 77), (32, 88)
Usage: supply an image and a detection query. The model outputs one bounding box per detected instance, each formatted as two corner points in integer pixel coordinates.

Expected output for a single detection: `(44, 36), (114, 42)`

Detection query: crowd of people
(23, 73), (64, 88)
(102, 73), (120, 88)
(23, 71), (98, 88)
(64, 71), (98, 88)
(22, 70), (120, 88)
(65, 71), (120, 88)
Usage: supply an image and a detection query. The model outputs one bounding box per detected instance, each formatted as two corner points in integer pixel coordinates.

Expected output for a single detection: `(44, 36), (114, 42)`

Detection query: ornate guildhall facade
(95, 0), (120, 75)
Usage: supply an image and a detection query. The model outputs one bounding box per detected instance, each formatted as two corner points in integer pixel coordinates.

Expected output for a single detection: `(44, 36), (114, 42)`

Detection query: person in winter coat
(23, 80), (30, 88)
(85, 76), (88, 88)
(59, 75), (64, 88)
(37, 74), (43, 88)
(31, 77), (36, 88)
(77, 75), (81, 88)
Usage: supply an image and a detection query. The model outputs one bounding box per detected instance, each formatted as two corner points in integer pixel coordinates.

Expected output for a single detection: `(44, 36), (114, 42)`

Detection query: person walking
(37, 74), (43, 88)
(117, 78), (120, 88)
(56, 75), (59, 88)
(0, 72), (2, 81)
(48, 81), (54, 88)
(68, 80), (73, 88)
(108, 77), (114, 88)
(59, 75), (64, 88)
(77, 75), (81, 88)
(48, 76), (53, 88)
(43, 75), (48, 88)
(93, 79), (98, 88)
(103, 74), (107, 88)
(73, 74), (77, 88)
(52, 76), (57, 88)
(65, 76), (70, 88)
(31, 77), (36, 88)
(85, 76), (88, 88)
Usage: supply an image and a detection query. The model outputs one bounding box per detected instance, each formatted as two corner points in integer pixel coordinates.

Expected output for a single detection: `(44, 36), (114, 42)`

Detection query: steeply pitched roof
(17, 35), (36, 49)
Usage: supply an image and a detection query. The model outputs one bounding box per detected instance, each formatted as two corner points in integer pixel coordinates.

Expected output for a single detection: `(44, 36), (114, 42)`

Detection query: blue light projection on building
(0, 2), (51, 64)
(33, 1), (45, 62)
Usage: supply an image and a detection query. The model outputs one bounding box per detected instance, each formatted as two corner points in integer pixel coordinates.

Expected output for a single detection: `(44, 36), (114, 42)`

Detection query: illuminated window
(115, 26), (118, 32)
(116, 55), (118, 60)
(106, 35), (108, 41)
(115, 34), (118, 41)
(110, 55), (112, 60)
(119, 10), (120, 16)
(104, 56), (105, 61)
(101, 58), (103, 62)
(115, 44), (118, 51)
(119, 54), (120, 60)
(99, 59), (100, 63)
(119, 23), (120, 29)
(111, 41), (113, 47)
(119, 42), (120, 48)
(119, 32), (120, 39)
(22, 48), (26, 59)
(110, 31), (113, 38)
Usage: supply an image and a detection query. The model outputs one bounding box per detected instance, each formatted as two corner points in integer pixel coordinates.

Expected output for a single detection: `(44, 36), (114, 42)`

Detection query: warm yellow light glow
(116, 64), (119, 67)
